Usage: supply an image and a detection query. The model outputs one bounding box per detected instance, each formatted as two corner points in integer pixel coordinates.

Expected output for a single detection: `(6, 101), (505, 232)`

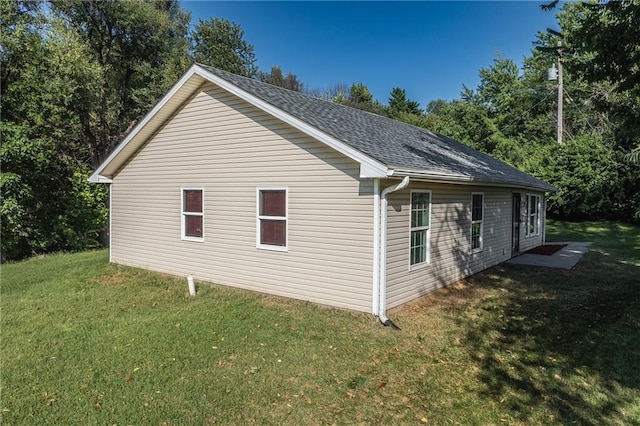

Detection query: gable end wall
(110, 83), (374, 312)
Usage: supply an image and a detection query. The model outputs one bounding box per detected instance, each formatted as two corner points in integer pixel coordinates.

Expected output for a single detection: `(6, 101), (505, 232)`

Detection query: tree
(1, 121), (108, 261)
(475, 56), (521, 113)
(338, 82), (386, 115)
(257, 66), (304, 91)
(348, 83), (373, 105)
(191, 17), (257, 77)
(539, 1), (639, 150)
(560, 1), (640, 93)
(424, 99), (503, 156)
(48, 0), (191, 166)
(557, 1), (640, 152)
(1, 0), (192, 260)
(468, 55), (555, 143)
(538, 1), (640, 219)
(1, 2), (102, 260)
(530, 133), (632, 220)
(387, 87), (424, 126)
(0, 1), (41, 103)
(388, 87), (422, 118)
(306, 82), (350, 103)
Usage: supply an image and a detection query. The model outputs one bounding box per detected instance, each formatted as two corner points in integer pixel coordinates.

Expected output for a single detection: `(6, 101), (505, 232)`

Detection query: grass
(1, 220), (639, 425)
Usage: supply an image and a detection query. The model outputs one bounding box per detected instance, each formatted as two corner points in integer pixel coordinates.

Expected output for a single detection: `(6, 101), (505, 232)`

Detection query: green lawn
(2, 221), (639, 425)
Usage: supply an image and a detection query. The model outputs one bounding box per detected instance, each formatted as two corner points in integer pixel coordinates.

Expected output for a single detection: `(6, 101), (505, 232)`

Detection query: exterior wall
(110, 83), (375, 312)
(385, 181), (545, 309)
(516, 192), (546, 253)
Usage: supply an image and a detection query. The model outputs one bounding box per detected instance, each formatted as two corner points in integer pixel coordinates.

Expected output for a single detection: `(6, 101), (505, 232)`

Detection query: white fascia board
(391, 168), (556, 192)
(89, 169), (109, 184)
(195, 65), (389, 179)
(388, 167), (469, 181)
(93, 175), (113, 184)
(89, 65), (202, 183)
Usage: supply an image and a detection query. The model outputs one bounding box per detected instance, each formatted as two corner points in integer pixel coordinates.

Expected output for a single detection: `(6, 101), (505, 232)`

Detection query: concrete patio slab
(506, 242), (592, 269)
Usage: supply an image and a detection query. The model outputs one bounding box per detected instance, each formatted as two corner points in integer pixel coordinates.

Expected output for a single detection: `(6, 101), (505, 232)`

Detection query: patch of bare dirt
(96, 270), (134, 286)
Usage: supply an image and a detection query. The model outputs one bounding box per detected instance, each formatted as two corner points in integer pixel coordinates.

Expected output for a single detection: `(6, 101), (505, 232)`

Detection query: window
(257, 188), (287, 250)
(526, 194), (540, 237)
(182, 189), (203, 241)
(471, 193), (484, 252)
(410, 191), (431, 266)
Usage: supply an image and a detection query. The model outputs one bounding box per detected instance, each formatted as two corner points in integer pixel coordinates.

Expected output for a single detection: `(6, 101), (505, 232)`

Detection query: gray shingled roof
(201, 65), (555, 192)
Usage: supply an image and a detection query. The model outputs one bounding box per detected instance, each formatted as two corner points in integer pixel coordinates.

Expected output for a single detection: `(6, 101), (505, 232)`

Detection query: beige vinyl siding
(110, 83), (374, 312)
(386, 182), (518, 309)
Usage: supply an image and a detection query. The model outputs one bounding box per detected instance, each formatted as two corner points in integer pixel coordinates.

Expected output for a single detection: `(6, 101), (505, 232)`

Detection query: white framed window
(526, 194), (540, 237)
(182, 188), (204, 242)
(257, 188), (287, 251)
(471, 193), (484, 252)
(410, 190), (431, 267)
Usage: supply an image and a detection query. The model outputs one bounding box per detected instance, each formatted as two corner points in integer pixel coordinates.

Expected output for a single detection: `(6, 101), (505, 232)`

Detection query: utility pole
(547, 41), (563, 144)
(557, 41), (563, 145)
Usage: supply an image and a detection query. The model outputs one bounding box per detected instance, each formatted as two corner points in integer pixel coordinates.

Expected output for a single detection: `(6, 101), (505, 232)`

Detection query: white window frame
(256, 187), (288, 252)
(471, 192), (484, 253)
(525, 194), (540, 237)
(181, 187), (204, 242)
(409, 190), (431, 269)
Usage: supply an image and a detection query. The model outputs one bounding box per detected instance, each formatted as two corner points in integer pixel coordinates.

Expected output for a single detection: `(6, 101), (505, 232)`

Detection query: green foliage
(348, 82), (373, 105)
(1, 0), (277, 262)
(388, 87), (422, 118)
(475, 56), (521, 115)
(425, 99), (499, 153)
(562, 1), (640, 93)
(256, 65), (304, 91)
(419, 3), (640, 223)
(558, 1), (640, 152)
(1, 0), (186, 260)
(334, 82), (387, 115)
(191, 17), (257, 77)
(0, 1), (41, 99)
(49, 0), (191, 164)
(525, 133), (627, 220)
(0, 123), (108, 261)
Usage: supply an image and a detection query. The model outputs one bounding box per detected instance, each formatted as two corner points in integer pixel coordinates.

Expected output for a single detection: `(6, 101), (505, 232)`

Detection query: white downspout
(372, 179), (381, 315)
(378, 176), (410, 328)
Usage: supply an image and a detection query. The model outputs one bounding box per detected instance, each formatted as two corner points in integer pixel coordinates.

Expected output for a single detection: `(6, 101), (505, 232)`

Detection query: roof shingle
(203, 65), (555, 191)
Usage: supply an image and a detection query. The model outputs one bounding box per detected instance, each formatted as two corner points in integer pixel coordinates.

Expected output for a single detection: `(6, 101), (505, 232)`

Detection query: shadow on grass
(461, 250), (640, 424)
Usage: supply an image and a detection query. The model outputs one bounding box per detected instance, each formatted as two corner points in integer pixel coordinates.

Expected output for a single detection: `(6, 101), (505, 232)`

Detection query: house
(90, 64), (555, 326)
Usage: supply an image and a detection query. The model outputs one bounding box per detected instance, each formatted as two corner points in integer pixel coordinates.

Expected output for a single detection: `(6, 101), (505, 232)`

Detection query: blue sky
(181, 1), (561, 107)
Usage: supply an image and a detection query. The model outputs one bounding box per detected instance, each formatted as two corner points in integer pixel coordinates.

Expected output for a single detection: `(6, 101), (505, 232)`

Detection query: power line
(470, 87), (557, 148)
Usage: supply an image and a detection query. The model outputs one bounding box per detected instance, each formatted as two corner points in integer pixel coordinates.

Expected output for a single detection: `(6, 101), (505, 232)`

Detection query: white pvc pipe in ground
(187, 275), (196, 296)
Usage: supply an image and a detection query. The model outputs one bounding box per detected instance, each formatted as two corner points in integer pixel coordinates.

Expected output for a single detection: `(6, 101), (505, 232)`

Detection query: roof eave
(389, 168), (557, 192)
(89, 174), (113, 184)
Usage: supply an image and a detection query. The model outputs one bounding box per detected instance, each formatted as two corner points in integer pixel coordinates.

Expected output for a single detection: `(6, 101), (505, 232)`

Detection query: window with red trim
(258, 189), (287, 249)
(182, 189), (203, 240)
